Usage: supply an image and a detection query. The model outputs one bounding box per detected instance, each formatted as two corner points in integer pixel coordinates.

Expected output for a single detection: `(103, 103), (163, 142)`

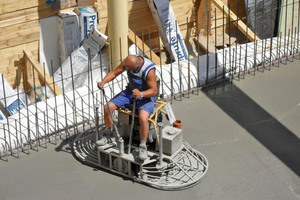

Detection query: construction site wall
(0, 0), (246, 87)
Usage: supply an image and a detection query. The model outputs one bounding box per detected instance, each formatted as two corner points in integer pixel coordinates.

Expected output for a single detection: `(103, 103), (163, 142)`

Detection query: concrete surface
(0, 58), (299, 200)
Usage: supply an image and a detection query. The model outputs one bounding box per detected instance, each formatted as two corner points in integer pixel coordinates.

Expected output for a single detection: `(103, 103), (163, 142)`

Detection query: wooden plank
(12, 65), (23, 89)
(0, 0), (39, 15)
(171, 1), (194, 23)
(128, 28), (166, 65)
(187, 37), (199, 57)
(193, 35), (215, 53)
(197, 0), (212, 35)
(133, 30), (165, 53)
(0, 7), (39, 27)
(96, 0), (107, 19)
(0, 65), (19, 75)
(0, 26), (39, 42)
(0, 20), (39, 36)
(0, 32), (39, 50)
(23, 49), (62, 96)
(23, 55), (31, 91)
(0, 6), (36, 20)
(0, 49), (38, 71)
(211, 0), (260, 41)
(0, 41), (38, 59)
(216, 32), (237, 47)
(0, 0), (21, 5)
(277, 0), (299, 36)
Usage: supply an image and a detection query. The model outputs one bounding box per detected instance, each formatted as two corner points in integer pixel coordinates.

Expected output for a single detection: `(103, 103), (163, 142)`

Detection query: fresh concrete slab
(0, 59), (299, 200)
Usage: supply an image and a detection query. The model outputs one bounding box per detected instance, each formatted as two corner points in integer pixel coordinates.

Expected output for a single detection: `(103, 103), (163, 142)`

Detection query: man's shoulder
(143, 57), (155, 66)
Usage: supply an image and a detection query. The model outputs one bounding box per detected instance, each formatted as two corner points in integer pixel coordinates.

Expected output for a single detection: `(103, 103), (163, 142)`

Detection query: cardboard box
(74, 7), (98, 41)
(57, 11), (81, 64)
(0, 73), (26, 116)
(78, 0), (94, 7)
(147, 0), (188, 62)
(49, 0), (77, 11)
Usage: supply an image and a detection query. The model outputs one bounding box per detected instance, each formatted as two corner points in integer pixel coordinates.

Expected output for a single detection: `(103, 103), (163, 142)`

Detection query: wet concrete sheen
(0, 59), (299, 200)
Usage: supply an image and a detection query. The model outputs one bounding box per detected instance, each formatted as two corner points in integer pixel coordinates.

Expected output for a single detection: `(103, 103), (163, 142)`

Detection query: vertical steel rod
(1, 74), (12, 156)
(35, 112), (39, 151)
(169, 22), (173, 104)
(196, 10), (200, 93)
(42, 64), (50, 143)
(228, 4), (232, 80)
(291, 0), (295, 60)
(215, 8), (218, 85)
(158, 122), (163, 166)
(70, 52), (78, 135)
(15, 70), (23, 151)
(15, 119), (19, 157)
(3, 124), (8, 161)
(186, 17), (191, 97)
(223, 5), (226, 80)
(148, 28), (153, 61)
(261, 0), (265, 72)
(206, 10), (209, 85)
(158, 34), (164, 99)
(269, 0), (275, 68)
(60, 58), (68, 138)
(51, 61), (58, 145)
(175, 20), (182, 100)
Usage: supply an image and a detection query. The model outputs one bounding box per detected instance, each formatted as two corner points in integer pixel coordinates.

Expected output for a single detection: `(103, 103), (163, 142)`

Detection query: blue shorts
(110, 88), (155, 115)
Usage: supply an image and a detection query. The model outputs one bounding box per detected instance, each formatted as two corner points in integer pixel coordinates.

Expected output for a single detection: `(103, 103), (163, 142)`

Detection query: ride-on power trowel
(73, 90), (208, 190)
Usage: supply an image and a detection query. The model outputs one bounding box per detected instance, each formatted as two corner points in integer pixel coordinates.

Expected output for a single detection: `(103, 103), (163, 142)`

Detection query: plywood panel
(0, 32), (39, 50)
(0, 9), (39, 28)
(0, 7), (36, 21)
(0, 0), (38, 14)
(0, 0), (250, 87)
(278, 0), (299, 36)
(0, 20), (39, 35)
(0, 49), (38, 67)
(0, 41), (38, 59)
(0, 26), (39, 49)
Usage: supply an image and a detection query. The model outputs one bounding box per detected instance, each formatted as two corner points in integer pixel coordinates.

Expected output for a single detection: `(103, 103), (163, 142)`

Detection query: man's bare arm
(98, 62), (125, 90)
(132, 69), (157, 98)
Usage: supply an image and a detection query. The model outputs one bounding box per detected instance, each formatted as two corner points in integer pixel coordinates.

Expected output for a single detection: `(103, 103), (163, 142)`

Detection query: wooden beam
(12, 65), (23, 89)
(197, 0), (212, 36)
(193, 35), (215, 53)
(211, 0), (260, 41)
(128, 28), (165, 65)
(23, 49), (62, 96)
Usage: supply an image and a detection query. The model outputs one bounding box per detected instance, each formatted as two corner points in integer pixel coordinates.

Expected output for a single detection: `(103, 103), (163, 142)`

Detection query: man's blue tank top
(125, 57), (156, 101)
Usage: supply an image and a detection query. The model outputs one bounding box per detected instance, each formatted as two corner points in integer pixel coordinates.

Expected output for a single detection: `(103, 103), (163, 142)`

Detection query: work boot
(96, 134), (115, 146)
(139, 144), (148, 161)
(96, 129), (114, 146)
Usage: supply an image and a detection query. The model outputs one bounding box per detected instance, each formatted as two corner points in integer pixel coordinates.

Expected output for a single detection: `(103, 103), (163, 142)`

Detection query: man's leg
(97, 101), (118, 146)
(138, 109), (150, 141)
(138, 109), (150, 160)
(104, 101), (118, 129)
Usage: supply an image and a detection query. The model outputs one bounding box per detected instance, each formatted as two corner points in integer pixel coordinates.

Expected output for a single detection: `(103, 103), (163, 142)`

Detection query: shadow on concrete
(55, 135), (76, 154)
(203, 82), (300, 176)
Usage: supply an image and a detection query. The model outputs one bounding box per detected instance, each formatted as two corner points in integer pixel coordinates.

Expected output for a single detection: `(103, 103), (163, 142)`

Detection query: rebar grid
(0, 0), (299, 161)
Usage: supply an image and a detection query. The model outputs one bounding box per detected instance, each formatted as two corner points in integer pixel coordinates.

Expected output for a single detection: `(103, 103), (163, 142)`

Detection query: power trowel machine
(73, 90), (208, 190)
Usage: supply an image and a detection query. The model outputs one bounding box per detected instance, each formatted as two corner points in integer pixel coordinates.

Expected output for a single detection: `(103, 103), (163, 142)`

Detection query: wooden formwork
(0, 0), (254, 87)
